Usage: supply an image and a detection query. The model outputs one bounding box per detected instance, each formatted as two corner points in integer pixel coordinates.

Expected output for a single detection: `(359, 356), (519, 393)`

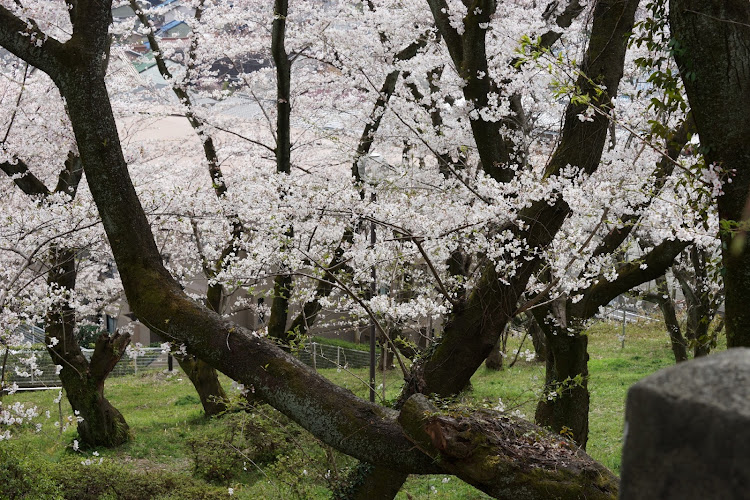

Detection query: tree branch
(398, 394), (618, 499)
(0, 157), (51, 197)
(0, 6), (66, 79)
(573, 238), (691, 319)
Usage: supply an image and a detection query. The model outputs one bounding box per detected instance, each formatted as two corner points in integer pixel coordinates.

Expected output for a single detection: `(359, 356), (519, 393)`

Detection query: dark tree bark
(534, 238), (689, 447)
(670, 0), (750, 347)
(647, 275), (689, 363)
(398, 394), (618, 499)
(130, 1), (232, 416)
(376, 332), (395, 372)
(527, 314), (548, 363)
(425, 0), (517, 182)
(674, 246), (723, 357)
(484, 337), (504, 371)
(266, 0), (296, 345)
(267, 273), (294, 342)
(174, 356), (229, 416)
(333, 464), (407, 500)
(533, 299), (591, 447)
(645, 247), (724, 362)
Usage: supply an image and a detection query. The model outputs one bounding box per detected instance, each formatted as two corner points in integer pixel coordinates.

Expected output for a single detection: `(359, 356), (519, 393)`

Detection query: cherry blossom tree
(0, 53), (131, 446)
(1, 0), (736, 497)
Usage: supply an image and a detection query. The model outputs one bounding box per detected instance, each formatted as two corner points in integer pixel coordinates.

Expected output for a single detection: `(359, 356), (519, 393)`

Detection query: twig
(249, 88), (278, 145)
(362, 216), (458, 308)
(294, 253), (409, 378)
(206, 123), (276, 154)
(1, 61), (28, 143)
(507, 329), (530, 369)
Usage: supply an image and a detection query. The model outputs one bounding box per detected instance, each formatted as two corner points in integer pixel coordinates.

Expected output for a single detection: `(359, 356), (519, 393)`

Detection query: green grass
(1, 319), (713, 498)
(310, 336), (374, 352)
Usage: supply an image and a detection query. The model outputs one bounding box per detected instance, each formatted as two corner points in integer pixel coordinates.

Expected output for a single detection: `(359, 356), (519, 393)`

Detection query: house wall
(163, 5), (195, 24)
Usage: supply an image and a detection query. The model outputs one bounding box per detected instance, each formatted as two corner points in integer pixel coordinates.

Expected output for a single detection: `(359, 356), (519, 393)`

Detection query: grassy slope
(1, 319), (713, 499)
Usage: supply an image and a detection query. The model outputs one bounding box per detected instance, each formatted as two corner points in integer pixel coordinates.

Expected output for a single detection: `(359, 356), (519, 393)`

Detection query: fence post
(337, 346), (341, 367)
(58, 395), (63, 436)
(312, 342), (317, 370)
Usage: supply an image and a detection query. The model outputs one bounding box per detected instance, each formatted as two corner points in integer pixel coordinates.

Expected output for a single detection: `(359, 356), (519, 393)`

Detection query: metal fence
(1, 347), (171, 389)
(2, 342), (378, 390)
(297, 342), (377, 370)
(597, 305), (658, 324)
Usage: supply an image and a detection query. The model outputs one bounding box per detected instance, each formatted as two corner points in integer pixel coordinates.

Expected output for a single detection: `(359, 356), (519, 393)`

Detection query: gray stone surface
(620, 348), (750, 499)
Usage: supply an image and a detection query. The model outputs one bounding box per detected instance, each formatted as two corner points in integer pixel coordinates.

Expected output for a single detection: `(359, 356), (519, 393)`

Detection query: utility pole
(369, 193), (377, 403)
(358, 154), (388, 404)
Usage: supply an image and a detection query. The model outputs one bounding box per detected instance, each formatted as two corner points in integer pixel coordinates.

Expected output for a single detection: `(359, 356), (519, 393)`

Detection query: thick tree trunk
(527, 314), (548, 363)
(334, 464), (408, 500)
(175, 356), (229, 417)
(534, 240), (688, 447)
(484, 337), (503, 370)
(670, 0), (750, 347)
(399, 394), (617, 499)
(46, 247), (130, 447)
(63, 377), (129, 446)
(535, 329), (590, 448)
(63, 332), (131, 447)
(533, 297), (590, 447)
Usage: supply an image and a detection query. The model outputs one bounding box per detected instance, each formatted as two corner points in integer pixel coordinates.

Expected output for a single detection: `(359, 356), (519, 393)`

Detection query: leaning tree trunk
(399, 394), (617, 499)
(46, 247), (130, 447)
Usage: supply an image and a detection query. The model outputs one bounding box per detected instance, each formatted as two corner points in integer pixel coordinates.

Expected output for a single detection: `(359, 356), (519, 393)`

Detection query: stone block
(620, 348), (750, 499)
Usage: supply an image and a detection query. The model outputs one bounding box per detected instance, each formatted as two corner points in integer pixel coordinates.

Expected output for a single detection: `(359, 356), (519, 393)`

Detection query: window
(106, 314), (118, 333)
